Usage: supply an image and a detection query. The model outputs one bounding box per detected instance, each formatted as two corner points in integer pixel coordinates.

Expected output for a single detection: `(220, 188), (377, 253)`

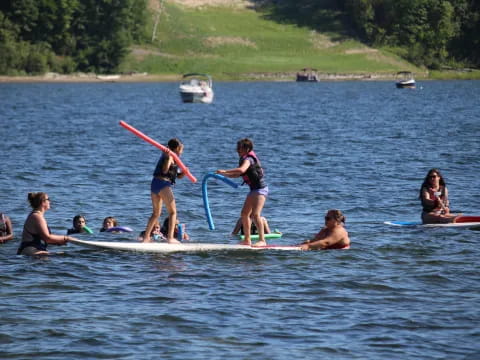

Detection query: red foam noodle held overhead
(119, 121), (197, 183)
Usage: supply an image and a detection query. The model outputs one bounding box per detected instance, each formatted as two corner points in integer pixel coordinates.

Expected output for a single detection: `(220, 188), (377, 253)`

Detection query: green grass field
(119, 2), (479, 80)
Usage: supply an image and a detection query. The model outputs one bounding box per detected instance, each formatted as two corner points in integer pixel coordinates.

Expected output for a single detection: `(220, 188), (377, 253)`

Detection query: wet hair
(139, 220), (160, 238)
(167, 138), (183, 151)
(419, 168), (446, 199)
(27, 192), (47, 210)
(161, 217), (179, 235)
(73, 215), (86, 226)
(103, 216), (118, 227)
(151, 220), (160, 234)
(326, 209), (346, 224)
(237, 138), (253, 152)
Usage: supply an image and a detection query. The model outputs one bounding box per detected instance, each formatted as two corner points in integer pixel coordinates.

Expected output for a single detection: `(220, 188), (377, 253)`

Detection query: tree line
(266, 0), (480, 69)
(0, 0), (147, 75)
(1, 0), (479, 75)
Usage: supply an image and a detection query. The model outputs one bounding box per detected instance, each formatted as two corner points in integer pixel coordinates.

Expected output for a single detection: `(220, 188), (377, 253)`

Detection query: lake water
(0, 80), (479, 359)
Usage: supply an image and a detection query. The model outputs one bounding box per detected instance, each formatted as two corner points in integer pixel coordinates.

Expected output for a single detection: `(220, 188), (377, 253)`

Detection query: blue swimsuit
(151, 154), (178, 194)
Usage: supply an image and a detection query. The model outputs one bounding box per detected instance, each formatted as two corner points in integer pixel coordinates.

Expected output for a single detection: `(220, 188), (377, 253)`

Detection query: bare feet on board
(253, 241), (267, 247)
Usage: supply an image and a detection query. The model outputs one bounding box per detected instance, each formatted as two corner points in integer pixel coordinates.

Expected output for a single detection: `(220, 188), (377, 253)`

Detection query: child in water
(232, 216), (271, 236)
(161, 218), (189, 241)
(67, 215), (89, 234)
(138, 220), (165, 241)
(0, 212), (14, 243)
(100, 216), (117, 232)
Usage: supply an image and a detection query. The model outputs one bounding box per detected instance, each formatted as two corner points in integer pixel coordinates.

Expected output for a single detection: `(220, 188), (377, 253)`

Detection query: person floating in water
(216, 138), (269, 246)
(161, 217), (189, 241)
(301, 209), (350, 250)
(0, 212), (14, 243)
(138, 220), (165, 241)
(231, 215), (271, 236)
(100, 216), (118, 232)
(67, 215), (89, 234)
(419, 168), (460, 224)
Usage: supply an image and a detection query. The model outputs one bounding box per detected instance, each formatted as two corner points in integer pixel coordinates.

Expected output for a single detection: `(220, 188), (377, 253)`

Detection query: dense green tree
(0, 0), (146, 74)
(71, 0), (130, 73)
(1, 0), (479, 73)
(449, 0), (480, 67)
(0, 11), (21, 74)
(267, 0), (479, 68)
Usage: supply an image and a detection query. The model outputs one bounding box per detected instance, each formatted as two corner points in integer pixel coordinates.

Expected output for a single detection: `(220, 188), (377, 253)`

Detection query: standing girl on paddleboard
(144, 138), (185, 243)
(216, 138), (268, 246)
(419, 168), (459, 224)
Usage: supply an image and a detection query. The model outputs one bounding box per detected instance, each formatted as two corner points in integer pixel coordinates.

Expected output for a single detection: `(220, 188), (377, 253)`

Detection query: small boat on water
(296, 68), (319, 82)
(96, 74), (121, 82)
(395, 71), (416, 88)
(179, 73), (214, 103)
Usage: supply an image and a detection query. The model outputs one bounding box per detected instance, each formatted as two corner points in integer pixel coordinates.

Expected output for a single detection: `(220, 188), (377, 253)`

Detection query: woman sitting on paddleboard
(301, 209), (350, 250)
(216, 138), (269, 246)
(419, 168), (459, 224)
(17, 192), (77, 256)
(144, 138), (185, 243)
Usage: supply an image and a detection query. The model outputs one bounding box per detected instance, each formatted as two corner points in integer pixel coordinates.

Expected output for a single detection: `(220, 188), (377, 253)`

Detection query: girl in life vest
(143, 138), (185, 243)
(419, 168), (459, 224)
(216, 138), (269, 246)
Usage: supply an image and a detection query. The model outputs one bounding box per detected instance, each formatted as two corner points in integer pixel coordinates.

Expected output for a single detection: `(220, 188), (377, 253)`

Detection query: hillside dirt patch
(204, 36), (257, 48)
(309, 31), (338, 49)
(167, 0), (252, 8)
(345, 48), (379, 55)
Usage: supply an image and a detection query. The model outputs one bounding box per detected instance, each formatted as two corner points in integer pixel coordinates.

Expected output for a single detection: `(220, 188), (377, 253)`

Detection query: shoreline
(0, 73), (180, 83)
(0, 72), (412, 83)
(0, 70), (478, 83)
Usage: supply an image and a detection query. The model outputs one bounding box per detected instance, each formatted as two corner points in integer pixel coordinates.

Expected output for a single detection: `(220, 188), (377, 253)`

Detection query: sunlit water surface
(0, 80), (479, 359)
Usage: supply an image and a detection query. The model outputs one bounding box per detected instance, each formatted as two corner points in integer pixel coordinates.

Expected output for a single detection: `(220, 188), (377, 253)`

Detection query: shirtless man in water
(301, 209), (350, 250)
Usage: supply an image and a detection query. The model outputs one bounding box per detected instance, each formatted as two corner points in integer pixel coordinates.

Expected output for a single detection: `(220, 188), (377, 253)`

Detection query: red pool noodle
(119, 121), (197, 183)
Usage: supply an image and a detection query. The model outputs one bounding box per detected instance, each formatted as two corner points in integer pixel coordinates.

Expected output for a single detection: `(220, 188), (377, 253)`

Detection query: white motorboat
(395, 71), (416, 88)
(179, 73), (214, 103)
(296, 68), (319, 82)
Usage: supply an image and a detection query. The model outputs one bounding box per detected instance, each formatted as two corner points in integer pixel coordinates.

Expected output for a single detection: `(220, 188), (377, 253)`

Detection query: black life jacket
(239, 151), (266, 190)
(153, 153), (178, 184)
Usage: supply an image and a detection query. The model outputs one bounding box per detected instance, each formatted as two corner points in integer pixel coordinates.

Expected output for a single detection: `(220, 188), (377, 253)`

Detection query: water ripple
(1, 81), (479, 359)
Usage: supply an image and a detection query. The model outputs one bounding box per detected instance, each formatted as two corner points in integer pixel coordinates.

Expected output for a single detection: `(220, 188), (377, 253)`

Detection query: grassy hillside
(118, 1), (424, 80)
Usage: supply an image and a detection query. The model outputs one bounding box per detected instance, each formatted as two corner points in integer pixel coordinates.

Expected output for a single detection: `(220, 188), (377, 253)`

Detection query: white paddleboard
(384, 220), (480, 229)
(69, 238), (302, 253)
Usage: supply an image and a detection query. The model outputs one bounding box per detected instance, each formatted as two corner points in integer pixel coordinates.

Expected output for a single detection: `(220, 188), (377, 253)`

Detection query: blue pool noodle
(202, 172), (239, 230)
